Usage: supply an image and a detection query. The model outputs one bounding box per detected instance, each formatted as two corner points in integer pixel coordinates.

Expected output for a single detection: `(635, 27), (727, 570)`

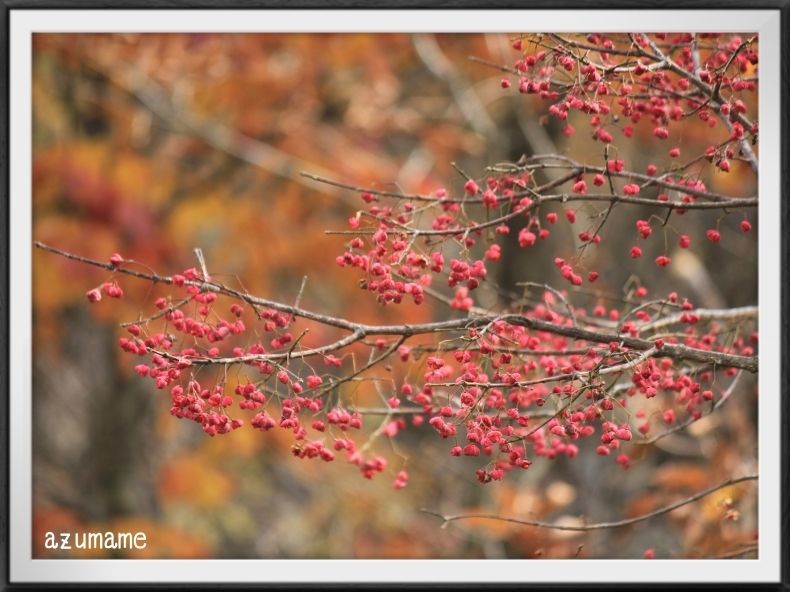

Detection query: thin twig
(517, 282), (578, 328)
(635, 370), (745, 445)
(421, 474), (757, 531)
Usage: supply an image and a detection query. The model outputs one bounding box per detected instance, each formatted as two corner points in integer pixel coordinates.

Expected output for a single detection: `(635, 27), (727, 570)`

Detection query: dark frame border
(0, 2), (787, 590)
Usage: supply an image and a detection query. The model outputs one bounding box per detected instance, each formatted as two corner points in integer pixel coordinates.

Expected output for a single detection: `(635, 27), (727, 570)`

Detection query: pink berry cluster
(505, 34), (757, 152)
(83, 220), (755, 486)
(75, 32), (757, 490)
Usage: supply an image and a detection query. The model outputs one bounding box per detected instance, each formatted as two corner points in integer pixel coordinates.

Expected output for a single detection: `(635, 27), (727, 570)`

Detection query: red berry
(463, 444), (480, 457)
(464, 180), (479, 195)
(655, 255), (671, 267)
(518, 229), (536, 248)
(740, 220), (752, 232)
(596, 445), (611, 456)
(607, 159), (625, 173)
(572, 180), (587, 194)
(485, 244), (501, 261)
(615, 428), (632, 441)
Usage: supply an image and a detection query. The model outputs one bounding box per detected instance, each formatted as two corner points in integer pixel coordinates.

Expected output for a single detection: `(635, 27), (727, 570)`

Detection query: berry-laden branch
(421, 473), (757, 531)
(33, 243), (758, 373)
(36, 234), (758, 483)
(34, 33), (759, 494)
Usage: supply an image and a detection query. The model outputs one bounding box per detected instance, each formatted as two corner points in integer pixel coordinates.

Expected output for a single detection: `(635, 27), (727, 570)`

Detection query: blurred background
(32, 33), (758, 560)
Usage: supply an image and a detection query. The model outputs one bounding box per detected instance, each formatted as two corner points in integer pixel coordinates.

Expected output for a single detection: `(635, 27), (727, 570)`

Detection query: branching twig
(421, 474), (757, 531)
(33, 241), (760, 374)
(636, 370), (745, 445)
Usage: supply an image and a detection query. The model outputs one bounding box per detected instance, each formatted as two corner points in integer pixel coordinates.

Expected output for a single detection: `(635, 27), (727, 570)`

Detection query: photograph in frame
(1, 5), (787, 588)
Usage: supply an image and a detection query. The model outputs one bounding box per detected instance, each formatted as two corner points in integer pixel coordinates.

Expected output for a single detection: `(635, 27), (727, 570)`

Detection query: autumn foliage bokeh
(32, 33), (758, 560)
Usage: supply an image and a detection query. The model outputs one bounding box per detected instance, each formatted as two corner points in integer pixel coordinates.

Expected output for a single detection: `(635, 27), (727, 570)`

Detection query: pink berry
(463, 444), (480, 457)
(655, 255), (671, 267)
(464, 179), (479, 195)
(572, 180), (587, 194)
(615, 428), (632, 441)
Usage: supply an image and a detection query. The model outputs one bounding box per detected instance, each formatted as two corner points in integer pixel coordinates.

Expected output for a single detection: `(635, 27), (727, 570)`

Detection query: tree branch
(421, 474), (757, 531)
(33, 241), (760, 374)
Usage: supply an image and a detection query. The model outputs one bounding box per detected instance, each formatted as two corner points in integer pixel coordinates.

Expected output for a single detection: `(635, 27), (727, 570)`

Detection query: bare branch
(421, 474), (758, 531)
